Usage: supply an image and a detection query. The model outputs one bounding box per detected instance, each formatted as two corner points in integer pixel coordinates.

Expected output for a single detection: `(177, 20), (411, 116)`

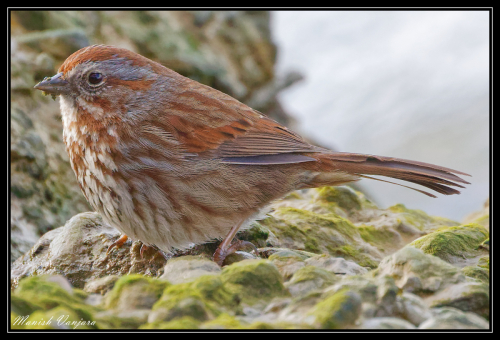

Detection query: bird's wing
(158, 82), (324, 164)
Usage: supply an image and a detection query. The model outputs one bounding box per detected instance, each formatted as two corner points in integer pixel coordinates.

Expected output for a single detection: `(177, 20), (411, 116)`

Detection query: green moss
(247, 321), (313, 329)
(478, 256), (489, 270)
(238, 222), (270, 248)
(389, 204), (457, 231)
(462, 266), (489, 283)
(309, 289), (362, 329)
(200, 313), (242, 329)
(11, 295), (41, 316)
(356, 224), (399, 251)
(268, 249), (311, 262)
(153, 290), (214, 321)
(153, 275), (238, 322)
(314, 186), (362, 211)
(247, 321), (276, 329)
(410, 223), (489, 262)
(140, 316), (201, 329)
(289, 266), (337, 286)
(104, 274), (169, 310)
(480, 238), (490, 250)
(220, 259), (288, 305)
(264, 207), (365, 258)
(326, 244), (378, 269)
(72, 288), (89, 301)
(473, 214), (489, 228)
(14, 275), (100, 317)
(186, 274), (239, 308)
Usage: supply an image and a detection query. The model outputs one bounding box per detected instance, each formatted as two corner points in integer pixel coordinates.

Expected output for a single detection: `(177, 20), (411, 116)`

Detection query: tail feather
(319, 152), (470, 197)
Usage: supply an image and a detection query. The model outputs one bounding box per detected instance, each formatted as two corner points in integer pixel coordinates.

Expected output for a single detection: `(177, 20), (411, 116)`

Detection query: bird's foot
(140, 243), (150, 259)
(213, 239), (259, 266)
(106, 234), (129, 255)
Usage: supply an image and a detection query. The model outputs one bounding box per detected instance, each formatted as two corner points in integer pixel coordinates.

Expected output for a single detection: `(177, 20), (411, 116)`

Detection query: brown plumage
(34, 45), (470, 265)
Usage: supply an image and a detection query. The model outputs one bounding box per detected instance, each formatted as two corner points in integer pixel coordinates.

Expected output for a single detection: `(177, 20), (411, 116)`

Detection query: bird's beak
(33, 72), (70, 97)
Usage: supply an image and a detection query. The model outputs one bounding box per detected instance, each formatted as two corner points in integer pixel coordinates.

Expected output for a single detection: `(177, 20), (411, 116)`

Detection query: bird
(33, 44), (470, 265)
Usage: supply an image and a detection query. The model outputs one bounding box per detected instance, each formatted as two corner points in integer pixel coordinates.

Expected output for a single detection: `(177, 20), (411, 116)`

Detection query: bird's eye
(88, 72), (104, 85)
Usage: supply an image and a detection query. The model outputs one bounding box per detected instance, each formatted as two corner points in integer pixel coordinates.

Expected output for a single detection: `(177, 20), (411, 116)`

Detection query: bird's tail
(315, 152), (470, 197)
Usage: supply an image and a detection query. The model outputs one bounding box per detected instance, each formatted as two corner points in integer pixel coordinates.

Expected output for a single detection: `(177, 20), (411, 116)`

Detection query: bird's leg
(140, 243), (150, 259)
(213, 220), (259, 266)
(106, 234), (129, 254)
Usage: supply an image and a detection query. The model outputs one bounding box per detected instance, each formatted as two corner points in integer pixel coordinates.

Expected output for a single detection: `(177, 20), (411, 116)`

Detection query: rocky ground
(11, 187), (490, 329)
(10, 11), (490, 330)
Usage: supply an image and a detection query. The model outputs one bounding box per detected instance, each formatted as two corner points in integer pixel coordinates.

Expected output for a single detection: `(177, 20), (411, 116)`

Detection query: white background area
(272, 11), (489, 221)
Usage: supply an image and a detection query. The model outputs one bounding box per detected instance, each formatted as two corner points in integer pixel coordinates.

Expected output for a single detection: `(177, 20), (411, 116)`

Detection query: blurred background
(272, 11), (489, 221)
(10, 10), (489, 261)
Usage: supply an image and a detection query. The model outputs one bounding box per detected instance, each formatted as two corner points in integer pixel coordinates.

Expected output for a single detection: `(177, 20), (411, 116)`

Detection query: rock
(409, 223), (489, 266)
(374, 247), (465, 294)
(398, 292), (433, 326)
(308, 289), (362, 329)
(268, 249), (308, 280)
(260, 206), (381, 269)
(159, 255), (221, 284)
(461, 266), (489, 283)
(373, 276), (400, 317)
(359, 317), (416, 329)
(104, 275), (168, 310)
(314, 186), (362, 212)
(150, 274), (238, 325)
(220, 259), (289, 305)
(11, 212), (167, 289)
(424, 281), (489, 319)
(285, 266), (339, 297)
(95, 309), (150, 329)
(419, 307), (489, 329)
(140, 316), (201, 329)
(304, 254), (368, 276)
(11, 274), (100, 329)
(84, 275), (120, 295)
(200, 313), (243, 329)
(276, 291), (323, 326)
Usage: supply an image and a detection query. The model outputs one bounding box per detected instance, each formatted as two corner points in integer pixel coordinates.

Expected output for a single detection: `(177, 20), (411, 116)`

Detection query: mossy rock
(308, 289), (362, 329)
(374, 247), (464, 295)
(356, 224), (402, 254)
(263, 207), (358, 251)
(200, 313), (243, 329)
(11, 295), (41, 316)
(140, 316), (201, 329)
(13, 275), (100, 318)
(477, 256), (489, 270)
(428, 282), (490, 320)
(389, 204), (458, 232)
(104, 274), (169, 310)
(152, 274), (239, 322)
(285, 266), (339, 297)
(314, 186), (362, 211)
(409, 223), (489, 264)
(220, 259), (289, 305)
(462, 266), (489, 283)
